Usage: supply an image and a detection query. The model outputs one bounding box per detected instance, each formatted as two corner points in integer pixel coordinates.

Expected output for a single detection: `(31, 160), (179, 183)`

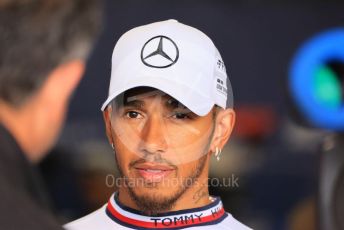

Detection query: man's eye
(172, 113), (189, 119)
(125, 111), (142, 119)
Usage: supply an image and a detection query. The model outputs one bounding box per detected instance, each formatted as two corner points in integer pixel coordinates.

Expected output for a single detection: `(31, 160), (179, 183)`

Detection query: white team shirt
(64, 193), (252, 230)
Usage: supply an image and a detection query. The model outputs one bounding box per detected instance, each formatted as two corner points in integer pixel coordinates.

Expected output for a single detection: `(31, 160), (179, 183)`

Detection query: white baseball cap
(101, 19), (233, 116)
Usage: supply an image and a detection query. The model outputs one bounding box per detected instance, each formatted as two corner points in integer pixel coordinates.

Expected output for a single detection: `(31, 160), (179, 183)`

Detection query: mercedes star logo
(141, 35), (179, 68)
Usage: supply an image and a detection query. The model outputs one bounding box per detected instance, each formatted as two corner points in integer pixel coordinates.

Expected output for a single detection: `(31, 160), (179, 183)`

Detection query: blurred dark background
(38, 1), (344, 229)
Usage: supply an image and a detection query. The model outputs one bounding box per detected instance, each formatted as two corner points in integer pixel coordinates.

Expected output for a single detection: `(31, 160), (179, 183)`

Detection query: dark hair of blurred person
(0, 0), (102, 229)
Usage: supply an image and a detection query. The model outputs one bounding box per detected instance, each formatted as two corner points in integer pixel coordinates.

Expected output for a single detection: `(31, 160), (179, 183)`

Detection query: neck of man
(118, 157), (212, 214)
(0, 99), (40, 163)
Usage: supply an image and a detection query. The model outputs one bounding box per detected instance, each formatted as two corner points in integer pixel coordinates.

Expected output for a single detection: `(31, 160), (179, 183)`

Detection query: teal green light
(313, 65), (342, 109)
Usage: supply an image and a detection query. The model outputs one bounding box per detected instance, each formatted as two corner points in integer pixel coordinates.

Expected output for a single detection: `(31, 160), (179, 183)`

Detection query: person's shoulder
(64, 205), (111, 230)
(0, 174), (63, 230)
(216, 212), (253, 230)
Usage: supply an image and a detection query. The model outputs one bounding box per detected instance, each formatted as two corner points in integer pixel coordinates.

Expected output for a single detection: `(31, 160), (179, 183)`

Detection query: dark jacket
(0, 125), (63, 229)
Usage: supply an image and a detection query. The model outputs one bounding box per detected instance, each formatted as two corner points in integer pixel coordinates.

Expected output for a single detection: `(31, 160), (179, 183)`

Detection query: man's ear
(103, 108), (114, 146)
(0, 59), (86, 162)
(210, 108), (236, 152)
(40, 60), (85, 103)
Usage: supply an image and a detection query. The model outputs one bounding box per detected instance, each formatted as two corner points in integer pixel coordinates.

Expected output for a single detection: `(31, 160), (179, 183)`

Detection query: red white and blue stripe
(105, 193), (228, 229)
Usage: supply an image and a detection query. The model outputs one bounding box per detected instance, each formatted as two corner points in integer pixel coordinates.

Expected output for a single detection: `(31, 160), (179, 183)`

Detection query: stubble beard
(115, 152), (208, 215)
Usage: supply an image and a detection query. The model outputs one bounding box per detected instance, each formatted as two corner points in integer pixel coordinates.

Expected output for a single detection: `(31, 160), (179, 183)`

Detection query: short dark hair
(212, 105), (221, 120)
(0, 0), (102, 106)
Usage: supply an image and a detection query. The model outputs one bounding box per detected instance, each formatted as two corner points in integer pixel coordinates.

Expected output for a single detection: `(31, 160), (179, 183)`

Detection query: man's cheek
(168, 145), (208, 164)
(113, 126), (141, 150)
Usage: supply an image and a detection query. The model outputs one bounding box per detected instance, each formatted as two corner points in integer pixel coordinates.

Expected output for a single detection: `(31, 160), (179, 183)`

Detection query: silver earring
(215, 147), (222, 161)
(111, 143), (114, 149)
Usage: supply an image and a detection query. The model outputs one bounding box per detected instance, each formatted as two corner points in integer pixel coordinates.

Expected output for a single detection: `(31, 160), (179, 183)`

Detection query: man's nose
(139, 115), (168, 154)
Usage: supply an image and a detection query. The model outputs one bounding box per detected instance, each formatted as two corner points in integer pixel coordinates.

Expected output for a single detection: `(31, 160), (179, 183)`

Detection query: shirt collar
(106, 192), (227, 229)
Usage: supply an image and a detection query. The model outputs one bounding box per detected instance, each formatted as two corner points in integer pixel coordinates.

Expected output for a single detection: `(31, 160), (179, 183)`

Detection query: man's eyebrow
(165, 98), (189, 110)
(121, 99), (145, 108)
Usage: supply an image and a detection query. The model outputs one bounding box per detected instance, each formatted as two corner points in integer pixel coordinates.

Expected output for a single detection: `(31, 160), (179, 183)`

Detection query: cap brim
(101, 75), (214, 116)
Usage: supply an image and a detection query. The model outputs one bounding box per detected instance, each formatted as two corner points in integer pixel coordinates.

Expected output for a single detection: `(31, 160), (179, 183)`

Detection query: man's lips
(134, 164), (175, 182)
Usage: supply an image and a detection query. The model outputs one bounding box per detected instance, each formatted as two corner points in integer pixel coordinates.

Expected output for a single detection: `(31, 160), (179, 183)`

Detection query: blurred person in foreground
(65, 19), (252, 230)
(0, 0), (102, 229)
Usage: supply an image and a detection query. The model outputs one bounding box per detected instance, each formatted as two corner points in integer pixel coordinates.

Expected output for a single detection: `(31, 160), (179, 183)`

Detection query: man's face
(106, 87), (216, 212)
